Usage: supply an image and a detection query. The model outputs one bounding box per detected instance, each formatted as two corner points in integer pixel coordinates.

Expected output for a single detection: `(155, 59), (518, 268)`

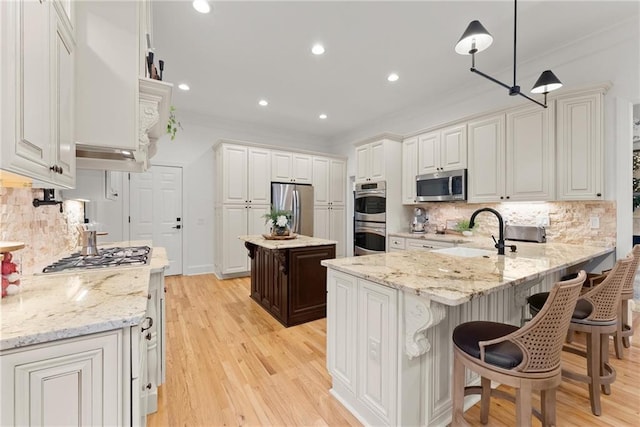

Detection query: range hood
(75, 78), (173, 172)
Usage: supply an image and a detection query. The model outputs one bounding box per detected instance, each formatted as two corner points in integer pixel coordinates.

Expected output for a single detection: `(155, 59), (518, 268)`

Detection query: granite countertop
(239, 234), (337, 250)
(0, 243), (169, 351)
(321, 241), (614, 306)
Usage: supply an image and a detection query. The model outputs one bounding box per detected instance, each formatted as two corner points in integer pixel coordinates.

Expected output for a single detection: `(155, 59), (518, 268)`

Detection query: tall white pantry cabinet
(214, 141), (347, 278)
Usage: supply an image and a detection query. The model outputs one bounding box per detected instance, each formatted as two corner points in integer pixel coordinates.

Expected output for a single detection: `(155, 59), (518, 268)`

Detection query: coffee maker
(410, 207), (428, 233)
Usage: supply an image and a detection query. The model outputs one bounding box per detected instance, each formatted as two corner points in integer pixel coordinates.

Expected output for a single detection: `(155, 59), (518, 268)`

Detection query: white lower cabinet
(387, 236), (455, 252)
(314, 205), (345, 257)
(1, 330), (123, 426)
(327, 270), (397, 426)
(220, 204), (270, 274)
(144, 269), (166, 414)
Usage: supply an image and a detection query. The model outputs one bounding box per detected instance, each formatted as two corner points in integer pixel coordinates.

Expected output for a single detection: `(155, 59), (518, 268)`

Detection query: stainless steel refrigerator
(271, 182), (314, 236)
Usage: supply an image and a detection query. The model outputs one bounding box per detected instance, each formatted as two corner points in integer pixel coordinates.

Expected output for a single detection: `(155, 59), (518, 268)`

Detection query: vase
(273, 226), (289, 236)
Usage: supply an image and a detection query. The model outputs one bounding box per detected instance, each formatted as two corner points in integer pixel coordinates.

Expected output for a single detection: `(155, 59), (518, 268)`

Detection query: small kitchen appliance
(410, 207), (428, 233)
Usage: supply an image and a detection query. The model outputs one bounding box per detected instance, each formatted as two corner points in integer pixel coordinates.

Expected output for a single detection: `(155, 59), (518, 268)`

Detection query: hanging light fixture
(455, 0), (562, 108)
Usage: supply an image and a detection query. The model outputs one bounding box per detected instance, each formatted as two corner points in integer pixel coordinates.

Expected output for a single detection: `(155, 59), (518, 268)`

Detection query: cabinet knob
(597, 193), (602, 197)
(147, 293), (151, 300)
(146, 332), (152, 341)
(500, 196), (504, 200)
(145, 383), (152, 390)
(506, 196), (510, 199)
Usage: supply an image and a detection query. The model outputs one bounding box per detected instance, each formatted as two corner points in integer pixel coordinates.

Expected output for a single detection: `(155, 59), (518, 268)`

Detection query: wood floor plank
(148, 274), (640, 426)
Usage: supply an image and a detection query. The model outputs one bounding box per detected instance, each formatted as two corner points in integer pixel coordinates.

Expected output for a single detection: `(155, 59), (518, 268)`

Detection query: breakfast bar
(239, 235), (337, 327)
(321, 241), (615, 427)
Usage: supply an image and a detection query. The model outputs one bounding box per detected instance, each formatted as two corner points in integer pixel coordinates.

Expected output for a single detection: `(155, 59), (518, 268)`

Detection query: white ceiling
(153, 1), (638, 141)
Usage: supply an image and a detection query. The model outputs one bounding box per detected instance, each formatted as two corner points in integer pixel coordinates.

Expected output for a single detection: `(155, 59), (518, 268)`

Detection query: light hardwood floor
(148, 274), (640, 426)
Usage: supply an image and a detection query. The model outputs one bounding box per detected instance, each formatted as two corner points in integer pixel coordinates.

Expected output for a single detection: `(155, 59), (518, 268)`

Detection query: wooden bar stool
(451, 271), (586, 427)
(614, 245), (639, 359)
(528, 255), (632, 416)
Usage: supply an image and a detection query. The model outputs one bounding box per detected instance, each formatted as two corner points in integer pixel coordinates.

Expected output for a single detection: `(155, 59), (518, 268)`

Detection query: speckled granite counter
(0, 244), (169, 350)
(322, 241), (614, 306)
(239, 234), (337, 250)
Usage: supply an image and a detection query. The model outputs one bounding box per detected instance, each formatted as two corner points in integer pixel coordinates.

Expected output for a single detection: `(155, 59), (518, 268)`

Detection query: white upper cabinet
(221, 144), (271, 205)
(0, 0), (75, 188)
(505, 103), (555, 201)
(467, 114), (506, 203)
(417, 124), (467, 175)
(468, 105), (554, 203)
(271, 151), (313, 183)
(556, 91), (604, 200)
(401, 137), (419, 204)
(313, 157), (346, 206)
(356, 140), (386, 183)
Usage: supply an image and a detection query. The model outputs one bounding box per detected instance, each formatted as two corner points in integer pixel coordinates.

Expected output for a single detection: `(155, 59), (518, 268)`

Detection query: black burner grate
(42, 246), (152, 273)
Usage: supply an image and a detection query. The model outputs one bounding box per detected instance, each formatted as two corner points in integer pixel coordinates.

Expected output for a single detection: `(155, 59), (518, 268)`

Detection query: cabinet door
(312, 157), (330, 205)
(1, 331), (122, 426)
(369, 141), (385, 181)
(271, 151), (292, 182)
(556, 93), (603, 200)
(292, 153), (313, 183)
(248, 204), (270, 235)
(418, 131), (440, 174)
(329, 206), (346, 257)
(357, 279), (398, 424)
(313, 206), (330, 239)
(440, 124), (467, 171)
(222, 205), (249, 273)
(467, 114), (506, 203)
(222, 145), (248, 204)
(329, 159), (346, 205)
(402, 137), (418, 204)
(327, 270), (358, 394)
(355, 145), (370, 182)
(506, 104), (554, 201)
(52, 13), (75, 188)
(248, 148), (271, 204)
(11, 0), (53, 177)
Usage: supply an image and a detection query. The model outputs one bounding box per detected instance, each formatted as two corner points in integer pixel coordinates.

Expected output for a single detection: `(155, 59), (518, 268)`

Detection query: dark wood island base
(244, 241), (336, 327)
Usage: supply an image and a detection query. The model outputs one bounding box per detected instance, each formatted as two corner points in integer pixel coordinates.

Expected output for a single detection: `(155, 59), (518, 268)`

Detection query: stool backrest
(581, 255), (633, 323)
(480, 271), (586, 373)
(622, 245), (640, 294)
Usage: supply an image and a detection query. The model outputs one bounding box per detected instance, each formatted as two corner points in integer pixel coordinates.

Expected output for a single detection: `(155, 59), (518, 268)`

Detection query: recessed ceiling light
(319, 114), (327, 120)
(258, 99), (269, 107)
(178, 83), (190, 91)
(192, 0), (211, 14)
(311, 44), (325, 55)
(387, 73), (399, 82)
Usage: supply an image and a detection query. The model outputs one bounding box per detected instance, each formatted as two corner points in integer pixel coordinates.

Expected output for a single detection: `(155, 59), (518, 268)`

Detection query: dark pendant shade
(531, 70), (563, 94)
(455, 20), (493, 55)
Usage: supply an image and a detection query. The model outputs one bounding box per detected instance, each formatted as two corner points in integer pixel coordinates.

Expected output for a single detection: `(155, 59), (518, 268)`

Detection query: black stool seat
(528, 292), (593, 320)
(453, 321), (522, 369)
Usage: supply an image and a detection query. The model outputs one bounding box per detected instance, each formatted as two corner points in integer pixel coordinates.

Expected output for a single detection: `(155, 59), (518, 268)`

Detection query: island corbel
(404, 293), (446, 358)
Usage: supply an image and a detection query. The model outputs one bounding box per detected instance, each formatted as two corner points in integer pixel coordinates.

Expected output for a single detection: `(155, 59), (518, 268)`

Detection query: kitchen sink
(431, 247), (495, 258)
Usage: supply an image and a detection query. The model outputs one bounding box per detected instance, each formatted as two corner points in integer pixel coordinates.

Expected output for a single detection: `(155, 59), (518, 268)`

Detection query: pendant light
(455, 0), (562, 108)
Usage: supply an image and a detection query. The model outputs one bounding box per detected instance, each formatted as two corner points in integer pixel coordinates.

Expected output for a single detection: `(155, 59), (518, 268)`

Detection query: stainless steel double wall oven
(354, 181), (386, 255)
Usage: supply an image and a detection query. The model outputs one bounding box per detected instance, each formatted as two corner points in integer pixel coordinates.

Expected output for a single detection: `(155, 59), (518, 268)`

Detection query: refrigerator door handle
(292, 189), (300, 233)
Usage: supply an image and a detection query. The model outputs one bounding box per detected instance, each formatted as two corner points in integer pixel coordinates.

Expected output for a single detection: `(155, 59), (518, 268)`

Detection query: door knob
(172, 225), (181, 229)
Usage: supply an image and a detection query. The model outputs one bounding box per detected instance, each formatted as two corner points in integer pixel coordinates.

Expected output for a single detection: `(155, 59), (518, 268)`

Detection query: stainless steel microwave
(416, 169), (467, 202)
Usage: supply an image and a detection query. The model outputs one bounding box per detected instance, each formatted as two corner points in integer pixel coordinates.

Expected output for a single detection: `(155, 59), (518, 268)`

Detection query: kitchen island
(0, 244), (169, 426)
(239, 234), (336, 327)
(321, 241), (614, 427)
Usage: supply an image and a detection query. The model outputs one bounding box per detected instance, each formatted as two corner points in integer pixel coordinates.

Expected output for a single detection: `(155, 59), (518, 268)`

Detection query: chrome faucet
(469, 207), (516, 255)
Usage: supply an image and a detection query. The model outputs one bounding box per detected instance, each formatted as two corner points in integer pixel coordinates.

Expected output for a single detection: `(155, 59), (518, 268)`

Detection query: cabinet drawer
(388, 237), (406, 250)
(405, 238), (454, 251)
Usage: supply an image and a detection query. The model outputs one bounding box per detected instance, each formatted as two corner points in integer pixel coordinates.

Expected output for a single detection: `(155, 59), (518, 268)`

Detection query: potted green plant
(454, 219), (475, 236)
(167, 106), (182, 140)
(263, 208), (292, 236)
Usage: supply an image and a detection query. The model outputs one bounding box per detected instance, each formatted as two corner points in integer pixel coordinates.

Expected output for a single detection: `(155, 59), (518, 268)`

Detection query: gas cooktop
(42, 246), (152, 273)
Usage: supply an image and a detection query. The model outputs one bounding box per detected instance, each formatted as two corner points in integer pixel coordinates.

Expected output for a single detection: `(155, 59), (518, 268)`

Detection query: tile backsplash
(0, 188), (83, 275)
(407, 201), (617, 248)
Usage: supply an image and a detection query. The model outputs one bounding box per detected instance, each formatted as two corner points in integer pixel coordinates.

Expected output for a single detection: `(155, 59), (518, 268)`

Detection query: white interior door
(130, 165), (183, 276)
